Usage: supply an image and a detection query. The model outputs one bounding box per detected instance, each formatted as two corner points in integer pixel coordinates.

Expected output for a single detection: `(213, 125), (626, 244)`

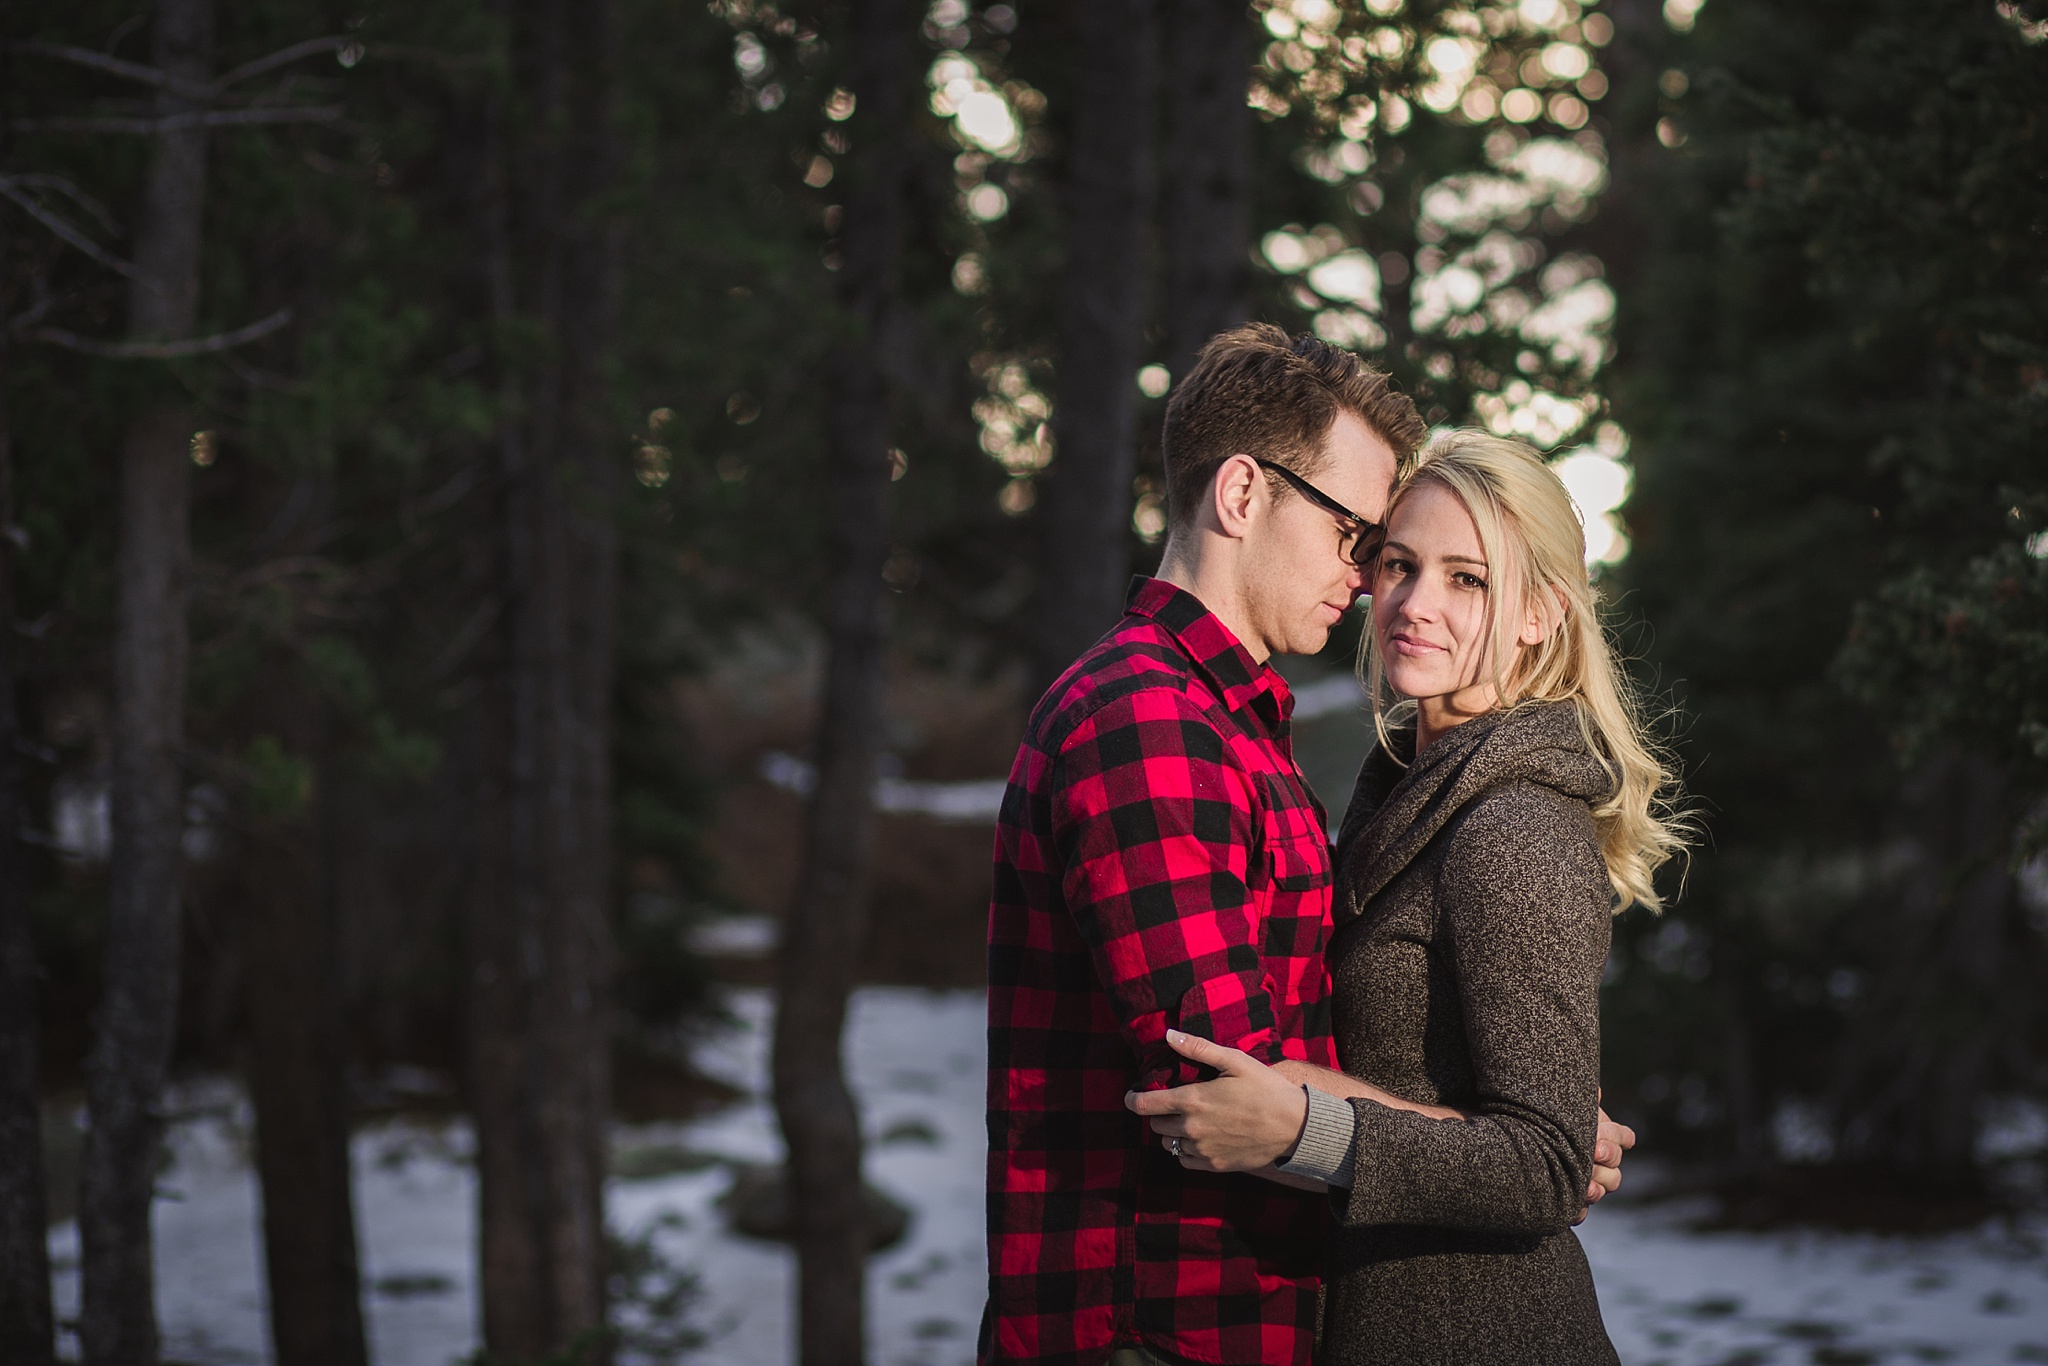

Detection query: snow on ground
(47, 986), (2048, 1365)
(1582, 1194), (2048, 1365)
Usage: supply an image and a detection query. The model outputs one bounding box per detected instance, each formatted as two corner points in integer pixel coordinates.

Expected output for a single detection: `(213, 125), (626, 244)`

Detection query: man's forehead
(1322, 411), (1400, 503)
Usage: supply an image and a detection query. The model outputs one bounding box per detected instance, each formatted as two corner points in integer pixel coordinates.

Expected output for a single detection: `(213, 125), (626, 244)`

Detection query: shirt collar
(1124, 576), (1294, 722)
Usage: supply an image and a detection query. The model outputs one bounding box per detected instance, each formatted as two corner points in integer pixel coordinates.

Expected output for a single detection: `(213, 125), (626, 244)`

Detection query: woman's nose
(1397, 584), (1440, 623)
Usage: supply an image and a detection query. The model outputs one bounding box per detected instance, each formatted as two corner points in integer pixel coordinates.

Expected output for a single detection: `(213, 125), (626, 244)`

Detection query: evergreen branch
(359, 42), (493, 71)
(0, 176), (134, 276)
(6, 34), (356, 97)
(220, 349), (312, 393)
(19, 309), (291, 358)
(2, 41), (216, 100)
(216, 36), (354, 88)
(5, 296), (55, 334)
(1, 172), (122, 235)
(8, 107), (343, 134)
(7, 34), (477, 120)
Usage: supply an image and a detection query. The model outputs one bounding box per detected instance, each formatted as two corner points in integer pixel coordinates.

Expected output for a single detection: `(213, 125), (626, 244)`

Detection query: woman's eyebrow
(1382, 539), (1488, 569)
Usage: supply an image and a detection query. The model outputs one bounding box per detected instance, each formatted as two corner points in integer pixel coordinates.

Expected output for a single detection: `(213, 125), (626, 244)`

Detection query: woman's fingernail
(1166, 1029), (1183, 1043)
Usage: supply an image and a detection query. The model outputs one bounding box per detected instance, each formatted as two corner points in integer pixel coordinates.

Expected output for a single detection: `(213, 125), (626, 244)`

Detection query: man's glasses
(1253, 458), (1386, 568)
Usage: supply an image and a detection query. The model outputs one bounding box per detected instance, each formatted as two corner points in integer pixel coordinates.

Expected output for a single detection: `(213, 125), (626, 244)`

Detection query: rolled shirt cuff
(1274, 1083), (1357, 1187)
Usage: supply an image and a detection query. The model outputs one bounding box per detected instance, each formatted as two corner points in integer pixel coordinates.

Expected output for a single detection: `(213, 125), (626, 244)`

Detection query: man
(981, 325), (1629, 1366)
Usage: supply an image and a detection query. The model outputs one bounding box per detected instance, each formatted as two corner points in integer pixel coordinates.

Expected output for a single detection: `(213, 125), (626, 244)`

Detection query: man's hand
(1587, 1093), (1635, 1208)
(1123, 1031), (1307, 1172)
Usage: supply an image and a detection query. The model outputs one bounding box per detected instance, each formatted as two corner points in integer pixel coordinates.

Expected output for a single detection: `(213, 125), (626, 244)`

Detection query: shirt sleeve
(1333, 792), (1608, 1235)
(1050, 684), (1279, 1091)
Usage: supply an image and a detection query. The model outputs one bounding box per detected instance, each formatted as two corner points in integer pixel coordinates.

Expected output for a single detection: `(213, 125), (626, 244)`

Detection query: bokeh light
(1664, 0), (1706, 31)
(1550, 421), (1634, 565)
(973, 359), (1054, 478)
(928, 55), (1027, 158)
(1306, 250), (1381, 310)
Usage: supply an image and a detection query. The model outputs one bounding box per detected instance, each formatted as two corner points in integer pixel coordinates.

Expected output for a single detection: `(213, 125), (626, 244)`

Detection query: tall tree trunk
(1714, 940), (1766, 1167)
(1831, 752), (2032, 1190)
(1030, 0), (1162, 690)
(0, 269), (56, 1366)
(768, 1), (915, 1362)
(80, 1), (211, 1360)
(467, 0), (621, 1356)
(1161, 0), (1253, 389)
(244, 683), (367, 1366)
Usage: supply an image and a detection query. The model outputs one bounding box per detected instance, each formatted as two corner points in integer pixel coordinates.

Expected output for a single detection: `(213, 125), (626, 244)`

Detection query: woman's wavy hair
(1359, 429), (1692, 913)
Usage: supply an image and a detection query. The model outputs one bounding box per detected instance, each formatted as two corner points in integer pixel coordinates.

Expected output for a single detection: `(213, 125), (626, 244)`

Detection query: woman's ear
(1517, 583), (1566, 647)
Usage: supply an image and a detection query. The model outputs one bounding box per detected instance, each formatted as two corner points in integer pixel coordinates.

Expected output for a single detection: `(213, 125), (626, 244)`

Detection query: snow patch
(48, 988), (2048, 1365)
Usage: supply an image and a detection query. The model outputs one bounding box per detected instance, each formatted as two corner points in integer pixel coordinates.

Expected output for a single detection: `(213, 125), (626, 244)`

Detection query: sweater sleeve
(1332, 790), (1609, 1235)
(1274, 1084), (1357, 1187)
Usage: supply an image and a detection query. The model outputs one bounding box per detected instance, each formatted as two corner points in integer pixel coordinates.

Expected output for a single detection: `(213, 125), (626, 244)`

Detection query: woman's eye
(1381, 557), (1414, 576)
(1453, 572), (1488, 590)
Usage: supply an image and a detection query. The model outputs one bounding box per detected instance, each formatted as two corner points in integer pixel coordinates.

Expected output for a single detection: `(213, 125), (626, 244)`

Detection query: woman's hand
(1587, 1093), (1635, 1207)
(1122, 1030), (1309, 1172)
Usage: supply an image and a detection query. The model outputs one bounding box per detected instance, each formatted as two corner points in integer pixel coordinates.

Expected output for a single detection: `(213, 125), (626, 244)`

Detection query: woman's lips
(1387, 632), (1443, 657)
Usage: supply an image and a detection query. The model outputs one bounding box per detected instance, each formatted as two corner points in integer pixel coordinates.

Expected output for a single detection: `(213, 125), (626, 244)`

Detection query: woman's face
(1371, 480), (1507, 712)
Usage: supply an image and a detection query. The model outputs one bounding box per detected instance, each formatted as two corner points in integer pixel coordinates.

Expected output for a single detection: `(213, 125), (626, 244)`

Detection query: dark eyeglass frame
(1252, 458), (1386, 568)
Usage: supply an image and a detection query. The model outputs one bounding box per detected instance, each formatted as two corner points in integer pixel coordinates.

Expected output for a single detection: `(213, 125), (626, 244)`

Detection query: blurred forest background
(0, 0), (2043, 1362)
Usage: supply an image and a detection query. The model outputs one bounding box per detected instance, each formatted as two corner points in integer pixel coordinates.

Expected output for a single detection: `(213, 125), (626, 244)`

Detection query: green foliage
(1605, 0), (2048, 1178)
(3, 0), (1055, 1081)
(607, 1216), (708, 1362)
(240, 735), (315, 822)
(12, 0), (2034, 1212)
(1766, 7), (2048, 828)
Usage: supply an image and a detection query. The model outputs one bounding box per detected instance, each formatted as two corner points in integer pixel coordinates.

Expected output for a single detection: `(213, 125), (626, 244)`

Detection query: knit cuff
(1275, 1084), (1357, 1187)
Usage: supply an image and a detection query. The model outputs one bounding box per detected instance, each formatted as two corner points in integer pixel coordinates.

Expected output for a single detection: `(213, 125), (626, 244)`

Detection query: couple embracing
(981, 324), (1686, 1365)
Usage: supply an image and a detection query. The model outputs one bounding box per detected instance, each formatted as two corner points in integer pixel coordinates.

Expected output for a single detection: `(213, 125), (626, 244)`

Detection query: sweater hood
(1334, 699), (1614, 923)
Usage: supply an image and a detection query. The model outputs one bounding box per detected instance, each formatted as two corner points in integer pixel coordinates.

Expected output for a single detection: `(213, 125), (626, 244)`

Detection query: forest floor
(44, 986), (2048, 1366)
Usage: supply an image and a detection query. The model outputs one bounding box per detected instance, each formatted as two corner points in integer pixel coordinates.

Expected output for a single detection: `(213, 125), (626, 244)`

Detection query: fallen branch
(20, 308), (291, 358)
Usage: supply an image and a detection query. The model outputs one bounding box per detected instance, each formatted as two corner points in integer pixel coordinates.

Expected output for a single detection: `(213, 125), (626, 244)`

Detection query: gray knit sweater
(1313, 700), (1621, 1366)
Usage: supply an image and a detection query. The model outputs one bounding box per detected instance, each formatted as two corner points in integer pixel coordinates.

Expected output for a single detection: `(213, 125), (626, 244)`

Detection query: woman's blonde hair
(1359, 429), (1691, 913)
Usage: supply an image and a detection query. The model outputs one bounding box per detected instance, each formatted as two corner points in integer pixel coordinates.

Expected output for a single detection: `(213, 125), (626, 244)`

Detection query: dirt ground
(706, 779), (997, 988)
(678, 630), (1026, 990)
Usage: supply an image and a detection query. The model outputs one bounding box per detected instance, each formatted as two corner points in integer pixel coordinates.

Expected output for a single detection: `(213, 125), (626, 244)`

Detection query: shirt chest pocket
(1263, 832), (1332, 893)
(1258, 772), (1331, 893)
(1257, 831), (1331, 971)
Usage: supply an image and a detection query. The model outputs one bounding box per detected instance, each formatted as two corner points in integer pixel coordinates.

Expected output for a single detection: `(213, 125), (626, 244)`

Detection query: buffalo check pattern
(982, 577), (1338, 1366)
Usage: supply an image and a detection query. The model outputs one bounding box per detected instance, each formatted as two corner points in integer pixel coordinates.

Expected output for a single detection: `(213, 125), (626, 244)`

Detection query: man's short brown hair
(1160, 323), (1426, 531)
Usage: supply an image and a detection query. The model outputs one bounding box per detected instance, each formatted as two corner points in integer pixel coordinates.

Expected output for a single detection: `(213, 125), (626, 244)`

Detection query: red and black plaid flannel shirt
(982, 577), (1338, 1366)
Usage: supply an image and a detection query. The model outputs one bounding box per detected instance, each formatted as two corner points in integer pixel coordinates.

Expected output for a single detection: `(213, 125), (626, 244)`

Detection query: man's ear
(1212, 453), (1263, 540)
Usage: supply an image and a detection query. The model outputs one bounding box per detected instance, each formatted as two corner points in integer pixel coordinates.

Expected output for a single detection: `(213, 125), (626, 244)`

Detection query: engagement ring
(1168, 1137), (1182, 1157)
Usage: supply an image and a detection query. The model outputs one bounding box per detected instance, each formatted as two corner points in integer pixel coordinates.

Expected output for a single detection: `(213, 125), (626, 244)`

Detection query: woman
(1127, 431), (1689, 1364)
